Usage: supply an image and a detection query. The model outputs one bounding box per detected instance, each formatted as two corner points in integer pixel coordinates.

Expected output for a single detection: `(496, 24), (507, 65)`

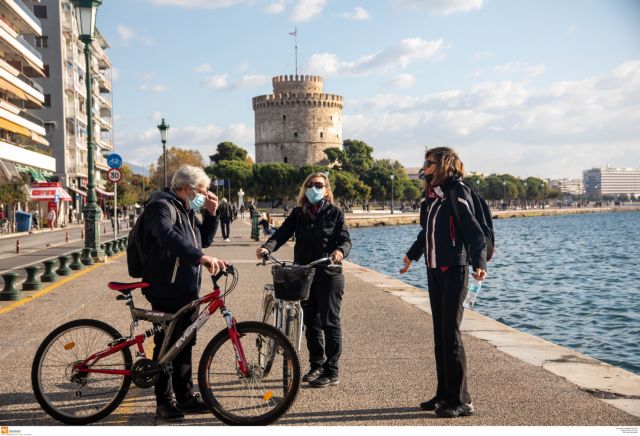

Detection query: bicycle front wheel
(31, 319), (132, 425)
(198, 321), (300, 425)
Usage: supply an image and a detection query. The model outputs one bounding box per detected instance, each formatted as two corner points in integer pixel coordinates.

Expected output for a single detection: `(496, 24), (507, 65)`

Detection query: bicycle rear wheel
(198, 321), (300, 425)
(31, 319), (132, 425)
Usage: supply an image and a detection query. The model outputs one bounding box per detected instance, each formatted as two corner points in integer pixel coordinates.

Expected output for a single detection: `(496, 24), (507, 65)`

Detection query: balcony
(0, 23), (44, 71)
(0, 58), (44, 103)
(0, 0), (42, 35)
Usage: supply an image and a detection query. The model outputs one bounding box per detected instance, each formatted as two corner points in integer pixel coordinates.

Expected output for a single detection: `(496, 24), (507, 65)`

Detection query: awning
(0, 159), (20, 179)
(31, 132), (49, 146)
(15, 163), (46, 182)
(0, 77), (41, 105)
(30, 185), (72, 202)
(0, 116), (31, 137)
(67, 185), (87, 196)
(96, 187), (114, 197)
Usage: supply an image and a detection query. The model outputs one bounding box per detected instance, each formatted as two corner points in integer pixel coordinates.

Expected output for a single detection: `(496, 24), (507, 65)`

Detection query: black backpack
(449, 180), (495, 261)
(126, 199), (178, 278)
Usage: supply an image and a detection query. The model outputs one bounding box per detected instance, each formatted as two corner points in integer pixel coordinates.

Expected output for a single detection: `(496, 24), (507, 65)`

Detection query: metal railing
(15, 34), (43, 61)
(16, 70), (43, 93)
(11, 0), (42, 28)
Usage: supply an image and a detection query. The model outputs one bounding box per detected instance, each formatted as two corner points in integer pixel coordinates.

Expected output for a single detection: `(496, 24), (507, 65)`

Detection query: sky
(96, 0), (640, 179)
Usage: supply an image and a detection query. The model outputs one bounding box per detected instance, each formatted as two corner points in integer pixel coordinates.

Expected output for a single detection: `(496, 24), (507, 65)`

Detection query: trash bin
(15, 211), (32, 232)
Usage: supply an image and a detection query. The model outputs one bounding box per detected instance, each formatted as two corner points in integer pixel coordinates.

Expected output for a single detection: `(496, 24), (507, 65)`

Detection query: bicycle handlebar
(259, 252), (338, 269)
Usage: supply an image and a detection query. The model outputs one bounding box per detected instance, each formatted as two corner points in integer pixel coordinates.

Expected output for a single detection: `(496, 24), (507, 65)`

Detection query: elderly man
(141, 165), (226, 422)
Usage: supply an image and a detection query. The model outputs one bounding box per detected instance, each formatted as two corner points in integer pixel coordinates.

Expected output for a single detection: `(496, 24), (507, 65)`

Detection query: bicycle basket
(271, 265), (315, 301)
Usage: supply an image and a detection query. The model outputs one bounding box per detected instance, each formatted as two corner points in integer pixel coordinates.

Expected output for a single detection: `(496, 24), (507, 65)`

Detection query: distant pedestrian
(232, 202), (238, 221)
(400, 147), (488, 419)
(239, 204), (246, 221)
(218, 198), (233, 242)
(47, 209), (56, 232)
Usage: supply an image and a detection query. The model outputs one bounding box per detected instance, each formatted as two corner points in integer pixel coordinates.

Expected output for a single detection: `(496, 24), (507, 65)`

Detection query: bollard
(56, 255), (71, 276)
(16, 240), (20, 254)
(81, 247), (94, 265)
(118, 238), (125, 251)
(70, 252), (84, 270)
(22, 266), (42, 291)
(65, 231), (69, 243)
(111, 239), (120, 254)
(41, 260), (58, 282)
(251, 212), (260, 241)
(104, 241), (114, 257)
(0, 272), (20, 301)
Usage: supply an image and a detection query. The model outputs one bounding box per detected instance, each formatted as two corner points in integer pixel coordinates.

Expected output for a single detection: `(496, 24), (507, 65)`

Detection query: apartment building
(0, 0), (52, 184)
(583, 166), (640, 197)
(549, 178), (583, 195)
(25, 0), (114, 213)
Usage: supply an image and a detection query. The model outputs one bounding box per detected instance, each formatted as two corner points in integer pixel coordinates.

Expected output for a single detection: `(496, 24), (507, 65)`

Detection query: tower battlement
(272, 74), (323, 94)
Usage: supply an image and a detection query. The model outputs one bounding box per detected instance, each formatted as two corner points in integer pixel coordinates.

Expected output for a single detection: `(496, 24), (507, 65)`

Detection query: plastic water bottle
(463, 278), (482, 309)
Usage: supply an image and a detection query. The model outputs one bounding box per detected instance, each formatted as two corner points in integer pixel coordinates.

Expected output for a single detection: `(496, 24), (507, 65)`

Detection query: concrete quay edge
(341, 261), (640, 418)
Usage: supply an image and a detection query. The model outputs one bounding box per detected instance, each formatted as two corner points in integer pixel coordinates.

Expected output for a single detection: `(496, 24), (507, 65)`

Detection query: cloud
(201, 73), (271, 90)
(471, 51), (494, 61)
(149, 0), (252, 8)
(386, 73), (416, 89)
(343, 60), (640, 178)
(264, 0), (286, 14)
(194, 63), (212, 73)
(139, 84), (167, 93)
(118, 122), (255, 166)
(568, 24), (578, 33)
(116, 24), (153, 46)
(341, 6), (371, 21)
(305, 37), (446, 77)
(494, 61), (545, 77)
(291, 0), (326, 22)
(393, 0), (484, 15)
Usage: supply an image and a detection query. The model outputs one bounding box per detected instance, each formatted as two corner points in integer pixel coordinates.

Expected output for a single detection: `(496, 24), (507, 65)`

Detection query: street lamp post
(390, 174), (395, 214)
(523, 181), (528, 209)
(157, 118), (170, 189)
(74, 0), (103, 260)
(503, 180), (507, 208)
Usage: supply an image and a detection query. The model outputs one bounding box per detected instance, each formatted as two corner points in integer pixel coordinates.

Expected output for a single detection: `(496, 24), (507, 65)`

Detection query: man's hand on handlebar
(330, 249), (344, 263)
(199, 255), (227, 274)
(256, 247), (269, 260)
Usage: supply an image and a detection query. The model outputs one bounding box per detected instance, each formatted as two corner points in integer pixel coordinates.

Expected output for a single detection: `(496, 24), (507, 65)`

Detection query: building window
(36, 36), (48, 48)
(33, 5), (47, 18)
(294, 132), (298, 138)
(320, 132), (323, 138)
(44, 94), (51, 107)
(44, 65), (50, 77)
(282, 114), (286, 120)
(44, 121), (55, 135)
(284, 157), (288, 163)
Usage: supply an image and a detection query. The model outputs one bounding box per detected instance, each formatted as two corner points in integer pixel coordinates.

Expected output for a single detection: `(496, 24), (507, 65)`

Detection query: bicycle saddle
(108, 281), (150, 292)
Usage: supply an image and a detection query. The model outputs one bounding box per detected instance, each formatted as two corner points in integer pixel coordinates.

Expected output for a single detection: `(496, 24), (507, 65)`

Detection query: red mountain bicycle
(31, 265), (300, 426)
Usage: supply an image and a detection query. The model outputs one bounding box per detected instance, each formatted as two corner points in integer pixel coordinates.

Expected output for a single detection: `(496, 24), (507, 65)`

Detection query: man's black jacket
(141, 189), (217, 303)
(406, 178), (487, 271)
(261, 203), (351, 271)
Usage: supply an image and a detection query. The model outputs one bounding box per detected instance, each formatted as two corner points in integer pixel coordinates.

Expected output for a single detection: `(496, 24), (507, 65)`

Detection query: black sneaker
(419, 397), (445, 411)
(156, 401), (185, 422)
(435, 402), (474, 418)
(177, 394), (209, 414)
(309, 374), (339, 388)
(302, 367), (324, 383)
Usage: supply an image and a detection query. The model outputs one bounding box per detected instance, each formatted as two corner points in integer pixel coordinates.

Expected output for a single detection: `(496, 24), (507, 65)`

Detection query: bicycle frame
(72, 280), (250, 378)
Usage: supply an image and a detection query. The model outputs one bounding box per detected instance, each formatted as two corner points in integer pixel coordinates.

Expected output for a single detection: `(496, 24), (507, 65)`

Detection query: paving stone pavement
(0, 220), (638, 427)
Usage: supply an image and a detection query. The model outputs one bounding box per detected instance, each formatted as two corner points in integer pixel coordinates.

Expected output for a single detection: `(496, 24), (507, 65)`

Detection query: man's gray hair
(171, 165), (211, 190)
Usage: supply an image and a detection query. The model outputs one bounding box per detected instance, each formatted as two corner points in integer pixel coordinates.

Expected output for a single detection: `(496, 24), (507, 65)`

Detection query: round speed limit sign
(107, 168), (122, 183)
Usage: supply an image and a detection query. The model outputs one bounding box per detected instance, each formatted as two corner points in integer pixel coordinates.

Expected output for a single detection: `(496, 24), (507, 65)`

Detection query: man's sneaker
(419, 397), (445, 411)
(435, 402), (474, 418)
(156, 401), (185, 422)
(309, 374), (339, 388)
(302, 367), (324, 383)
(224, 238), (230, 242)
(177, 394), (209, 414)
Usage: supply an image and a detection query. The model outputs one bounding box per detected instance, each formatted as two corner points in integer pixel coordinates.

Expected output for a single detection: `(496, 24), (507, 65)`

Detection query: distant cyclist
(256, 172), (351, 388)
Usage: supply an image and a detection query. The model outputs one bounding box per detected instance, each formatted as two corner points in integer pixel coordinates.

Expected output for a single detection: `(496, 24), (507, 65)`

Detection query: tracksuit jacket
(406, 177), (487, 271)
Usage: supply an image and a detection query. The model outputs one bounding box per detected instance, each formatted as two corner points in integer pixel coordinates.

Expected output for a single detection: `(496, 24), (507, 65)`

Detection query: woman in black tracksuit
(400, 147), (488, 418)
(256, 172), (351, 388)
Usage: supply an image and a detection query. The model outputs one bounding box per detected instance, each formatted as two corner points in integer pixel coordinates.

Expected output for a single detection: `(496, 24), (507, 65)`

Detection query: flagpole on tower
(289, 27), (298, 75)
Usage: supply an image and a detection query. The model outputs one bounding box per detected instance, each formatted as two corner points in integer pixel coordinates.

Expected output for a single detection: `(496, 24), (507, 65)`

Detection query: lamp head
(72, 0), (102, 43)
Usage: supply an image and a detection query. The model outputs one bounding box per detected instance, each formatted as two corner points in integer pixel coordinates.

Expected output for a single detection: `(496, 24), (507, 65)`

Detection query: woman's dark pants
(302, 271), (344, 377)
(427, 266), (471, 405)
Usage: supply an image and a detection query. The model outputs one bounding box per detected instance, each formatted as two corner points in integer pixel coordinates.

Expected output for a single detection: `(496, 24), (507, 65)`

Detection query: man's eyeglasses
(423, 159), (437, 168)
(307, 182), (326, 189)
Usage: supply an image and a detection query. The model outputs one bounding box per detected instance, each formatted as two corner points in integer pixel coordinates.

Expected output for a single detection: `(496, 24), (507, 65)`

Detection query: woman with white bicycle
(256, 172), (351, 388)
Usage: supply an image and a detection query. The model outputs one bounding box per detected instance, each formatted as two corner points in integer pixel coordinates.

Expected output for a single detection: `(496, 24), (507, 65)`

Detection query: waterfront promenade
(0, 220), (638, 426)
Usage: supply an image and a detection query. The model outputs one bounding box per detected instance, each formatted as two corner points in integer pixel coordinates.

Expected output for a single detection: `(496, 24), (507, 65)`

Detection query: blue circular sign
(107, 153), (123, 169)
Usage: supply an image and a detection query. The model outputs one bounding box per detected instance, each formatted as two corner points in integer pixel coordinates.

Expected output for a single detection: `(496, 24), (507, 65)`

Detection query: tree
(104, 165), (148, 207)
(151, 147), (205, 188)
(249, 163), (298, 203)
(209, 141), (250, 164)
(0, 176), (29, 229)
(331, 171), (371, 203)
(205, 159), (253, 201)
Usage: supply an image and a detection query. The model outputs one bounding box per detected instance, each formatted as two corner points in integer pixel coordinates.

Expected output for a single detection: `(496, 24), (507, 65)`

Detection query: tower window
(284, 157), (288, 163)
(320, 132), (323, 138)
(283, 114), (286, 120)
(294, 132), (298, 138)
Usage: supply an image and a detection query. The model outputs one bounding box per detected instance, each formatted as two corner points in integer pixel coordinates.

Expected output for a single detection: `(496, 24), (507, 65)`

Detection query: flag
(288, 29), (297, 36)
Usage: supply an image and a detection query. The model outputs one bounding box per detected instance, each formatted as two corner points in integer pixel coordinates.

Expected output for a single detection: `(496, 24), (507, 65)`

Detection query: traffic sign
(106, 153), (123, 169)
(107, 168), (122, 183)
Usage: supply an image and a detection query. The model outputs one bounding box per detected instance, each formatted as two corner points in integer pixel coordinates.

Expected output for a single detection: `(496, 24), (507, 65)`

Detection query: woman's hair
(171, 165), (211, 191)
(296, 172), (334, 207)
(425, 146), (465, 186)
